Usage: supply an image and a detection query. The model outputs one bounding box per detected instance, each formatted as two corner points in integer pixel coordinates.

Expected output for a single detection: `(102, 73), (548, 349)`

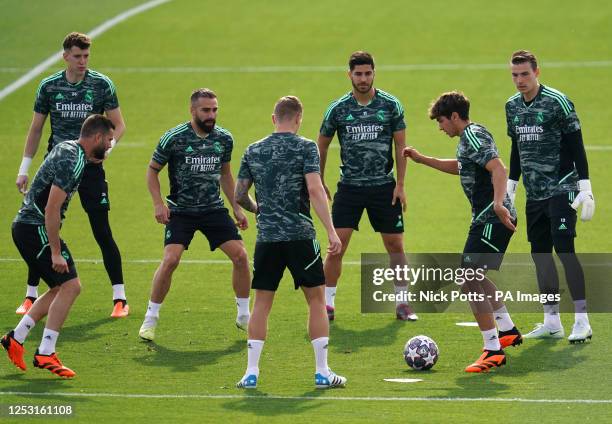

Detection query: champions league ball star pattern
(404, 335), (439, 371)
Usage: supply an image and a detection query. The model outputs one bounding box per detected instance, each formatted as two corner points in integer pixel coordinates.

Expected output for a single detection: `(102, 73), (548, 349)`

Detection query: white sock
(13, 315), (36, 344)
(38, 328), (59, 355)
(312, 336), (329, 376)
(112, 284), (126, 301)
(325, 287), (336, 308)
(143, 301), (161, 326)
(394, 285), (408, 306)
(236, 297), (250, 316)
(543, 304), (562, 330)
(26, 285), (38, 299)
(493, 305), (515, 332)
(246, 339), (264, 376)
(482, 328), (501, 351)
(573, 300), (589, 325)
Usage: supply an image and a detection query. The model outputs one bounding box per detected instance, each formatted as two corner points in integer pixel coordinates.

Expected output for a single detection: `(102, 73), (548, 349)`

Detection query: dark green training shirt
(320, 89), (406, 187)
(238, 132), (320, 242)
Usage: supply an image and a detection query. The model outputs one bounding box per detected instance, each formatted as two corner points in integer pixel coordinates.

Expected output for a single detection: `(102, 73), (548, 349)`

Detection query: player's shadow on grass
(440, 339), (589, 399)
(220, 388), (326, 417)
(60, 318), (118, 343)
(132, 339), (244, 372)
(325, 320), (406, 354)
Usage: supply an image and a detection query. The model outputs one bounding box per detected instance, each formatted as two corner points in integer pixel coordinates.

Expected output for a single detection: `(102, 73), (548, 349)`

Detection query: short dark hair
(511, 50), (538, 70)
(349, 51), (375, 70)
(80, 114), (115, 138)
(63, 32), (91, 50)
(273, 96), (303, 122)
(428, 91), (470, 121)
(191, 88), (217, 104)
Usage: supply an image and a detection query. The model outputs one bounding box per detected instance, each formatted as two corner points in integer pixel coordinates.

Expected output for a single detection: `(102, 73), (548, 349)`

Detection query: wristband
(18, 156), (32, 176)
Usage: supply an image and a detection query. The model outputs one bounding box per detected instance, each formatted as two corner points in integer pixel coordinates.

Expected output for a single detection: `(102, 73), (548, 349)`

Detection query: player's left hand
(571, 179), (595, 221)
(493, 203), (516, 232)
(234, 208), (248, 230)
(392, 185), (407, 212)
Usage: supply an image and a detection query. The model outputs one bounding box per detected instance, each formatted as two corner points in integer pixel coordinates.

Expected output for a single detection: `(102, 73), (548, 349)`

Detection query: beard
(351, 79), (373, 94)
(194, 117), (216, 133)
(92, 143), (107, 160)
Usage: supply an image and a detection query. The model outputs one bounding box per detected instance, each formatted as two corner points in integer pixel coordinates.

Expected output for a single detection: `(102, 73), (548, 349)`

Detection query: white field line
(1, 258), (610, 267)
(0, 391), (610, 404)
(0, 0), (171, 102)
(1, 60), (611, 75)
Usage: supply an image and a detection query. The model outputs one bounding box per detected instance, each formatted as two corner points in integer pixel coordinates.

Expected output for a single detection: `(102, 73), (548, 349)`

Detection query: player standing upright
(318, 51), (416, 321)
(404, 91), (522, 372)
(15, 32), (128, 318)
(234, 96), (346, 389)
(505, 50), (594, 343)
(3, 115), (115, 378)
(139, 88), (251, 341)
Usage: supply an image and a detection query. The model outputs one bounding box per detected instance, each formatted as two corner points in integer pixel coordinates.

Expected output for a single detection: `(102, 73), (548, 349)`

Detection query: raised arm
(403, 146), (459, 175)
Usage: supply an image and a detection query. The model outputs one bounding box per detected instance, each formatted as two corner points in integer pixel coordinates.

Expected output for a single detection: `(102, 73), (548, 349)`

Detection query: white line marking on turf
(0, 391), (610, 404)
(0, 0), (171, 102)
(585, 145), (612, 151)
(384, 378), (424, 383)
(455, 322), (479, 327)
(1, 61), (611, 75)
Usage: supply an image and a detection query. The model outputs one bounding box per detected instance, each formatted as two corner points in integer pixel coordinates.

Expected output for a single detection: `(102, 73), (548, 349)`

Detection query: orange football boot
(465, 349), (506, 373)
(1, 331), (26, 371)
(111, 300), (129, 318)
(33, 350), (76, 378)
(499, 326), (523, 349)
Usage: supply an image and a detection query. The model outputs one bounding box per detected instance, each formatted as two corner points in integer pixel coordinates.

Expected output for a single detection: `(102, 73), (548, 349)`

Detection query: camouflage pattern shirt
(505, 84), (581, 200)
(238, 132), (320, 242)
(14, 140), (86, 225)
(152, 122), (233, 214)
(34, 69), (119, 152)
(457, 124), (516, 225)
(319, 89), (406, 187)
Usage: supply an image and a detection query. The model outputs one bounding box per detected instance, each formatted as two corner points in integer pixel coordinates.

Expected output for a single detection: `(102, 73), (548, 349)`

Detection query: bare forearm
(45, 209), (62, 255)
(491, 166), (508, 206)
(24, 128), (43, 158)
(234, 179), (257, 213)
(146, 167), (164, 206)
(310, 187), (334, 233)
(220, 173), (240, 210)
(394, 142), (407, 185)
(419, 156), (459, 175)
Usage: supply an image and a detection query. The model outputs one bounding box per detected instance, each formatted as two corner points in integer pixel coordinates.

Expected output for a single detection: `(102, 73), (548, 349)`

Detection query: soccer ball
(404, 335), (439, 371)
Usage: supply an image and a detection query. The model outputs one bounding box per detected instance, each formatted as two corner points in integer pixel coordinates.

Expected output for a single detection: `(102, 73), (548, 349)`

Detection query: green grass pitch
(0, 0), (611, 422)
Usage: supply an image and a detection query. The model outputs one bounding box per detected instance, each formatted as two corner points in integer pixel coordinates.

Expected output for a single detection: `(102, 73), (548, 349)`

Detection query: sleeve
(559, 97), (581, 134)
(222, 134), (233, 163)
(152, 133), (172, 166)
(562, 129), (589, 179)
(303, 141), (321, 174)
(102, 77), (120, 110)
(52, 150), (81, 193)
(390, 101), (406, 132)
(319, 102), (338, 137)
(509, 139), (522, 181)
(237, 150), (252, 180)
(33, 80), (50, 114)
(466, 131), (499, 168)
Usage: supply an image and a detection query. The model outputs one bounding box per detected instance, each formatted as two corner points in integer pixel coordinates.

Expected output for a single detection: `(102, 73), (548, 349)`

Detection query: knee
(161, 253), (181, 272)
(384, 238), (404, 254)
(229, 248), (249, 268)
(62, 279), (81, 297)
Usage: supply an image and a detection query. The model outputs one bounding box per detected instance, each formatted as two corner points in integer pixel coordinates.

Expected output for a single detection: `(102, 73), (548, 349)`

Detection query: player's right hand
(154, 203), (170, 224)
(403, 146), (422, 163)
(327, 231), (342, 255)
(51, 252), (69, 273)
(16, 175), (29, 194)
(493, 203), (516, 232)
